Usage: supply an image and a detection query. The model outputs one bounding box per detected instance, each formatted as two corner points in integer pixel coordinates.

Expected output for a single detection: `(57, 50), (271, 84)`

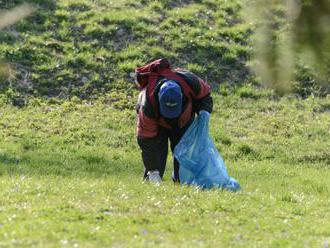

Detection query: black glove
(193, 94), (213, 114)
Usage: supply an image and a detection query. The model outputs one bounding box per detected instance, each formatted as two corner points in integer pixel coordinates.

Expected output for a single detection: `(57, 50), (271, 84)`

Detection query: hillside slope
(0, 0), (251, 99)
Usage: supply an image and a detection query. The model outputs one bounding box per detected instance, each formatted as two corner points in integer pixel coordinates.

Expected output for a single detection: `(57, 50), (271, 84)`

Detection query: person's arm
(137, 132), (167, 179)
(193, 93), (213, 114)
(137, 111), (159, 138)
(136, 91), (165, 178)
(136, 90), (159, 138)
(175, 70), (213, 114)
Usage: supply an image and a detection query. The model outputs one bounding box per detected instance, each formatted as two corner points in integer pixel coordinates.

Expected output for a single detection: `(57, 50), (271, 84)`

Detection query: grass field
(0, 87), (329, 247)
(1, 0), (329, 247)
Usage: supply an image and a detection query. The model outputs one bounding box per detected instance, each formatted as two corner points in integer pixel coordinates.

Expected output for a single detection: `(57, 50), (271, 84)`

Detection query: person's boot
(147, 170), (162, 185)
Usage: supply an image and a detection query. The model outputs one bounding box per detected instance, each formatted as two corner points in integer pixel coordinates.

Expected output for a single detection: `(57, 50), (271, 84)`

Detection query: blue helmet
(158, 80), (183, 119)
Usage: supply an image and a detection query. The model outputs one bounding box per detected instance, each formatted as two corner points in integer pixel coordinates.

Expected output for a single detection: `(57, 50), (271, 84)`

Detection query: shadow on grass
(0, 0), (56, 33)
(0, 0), (58, 104)
(0, 152), (20, 165)
(175, 41), (252, 88)
(0, 150), (142, 178)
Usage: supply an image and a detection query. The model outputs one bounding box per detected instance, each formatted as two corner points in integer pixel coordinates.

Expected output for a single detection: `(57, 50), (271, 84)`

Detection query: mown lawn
(0, 88), (329, 247)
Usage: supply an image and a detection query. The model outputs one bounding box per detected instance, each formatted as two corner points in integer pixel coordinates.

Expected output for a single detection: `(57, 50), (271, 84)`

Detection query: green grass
(0, 0), (329, 246)
(0, 88), (329, 247)
(1, 0), (326, 102)
(0, 0), (251, 99)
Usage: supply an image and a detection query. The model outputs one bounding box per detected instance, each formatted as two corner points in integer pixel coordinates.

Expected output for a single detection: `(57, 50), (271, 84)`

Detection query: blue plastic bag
(174, 111), (240, 191)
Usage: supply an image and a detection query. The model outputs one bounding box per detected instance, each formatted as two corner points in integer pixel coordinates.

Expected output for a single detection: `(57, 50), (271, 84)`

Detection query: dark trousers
(137, 119), (193, 182)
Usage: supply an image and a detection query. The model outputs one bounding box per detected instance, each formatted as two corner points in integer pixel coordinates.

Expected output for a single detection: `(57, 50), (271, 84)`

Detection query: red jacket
(135, 59), (212, 138)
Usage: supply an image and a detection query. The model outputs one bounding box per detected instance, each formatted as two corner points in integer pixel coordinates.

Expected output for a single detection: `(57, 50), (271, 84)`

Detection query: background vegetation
(1, 0), (328, 105)
(248, 0), (330, 95)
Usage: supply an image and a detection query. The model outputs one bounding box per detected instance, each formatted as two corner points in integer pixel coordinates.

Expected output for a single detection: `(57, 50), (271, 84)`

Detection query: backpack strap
(135, 58), (170, 89)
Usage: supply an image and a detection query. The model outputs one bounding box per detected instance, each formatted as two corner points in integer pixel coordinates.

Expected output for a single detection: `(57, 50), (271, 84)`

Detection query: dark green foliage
(0, 0), (56, 9)
(248, 0), (330, 96)
(294, 0), (330, 65)
(293, 0), (330, 96)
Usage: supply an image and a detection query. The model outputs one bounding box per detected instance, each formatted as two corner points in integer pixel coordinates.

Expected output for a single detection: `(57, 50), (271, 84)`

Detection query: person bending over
(134, 58), (213, 184)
